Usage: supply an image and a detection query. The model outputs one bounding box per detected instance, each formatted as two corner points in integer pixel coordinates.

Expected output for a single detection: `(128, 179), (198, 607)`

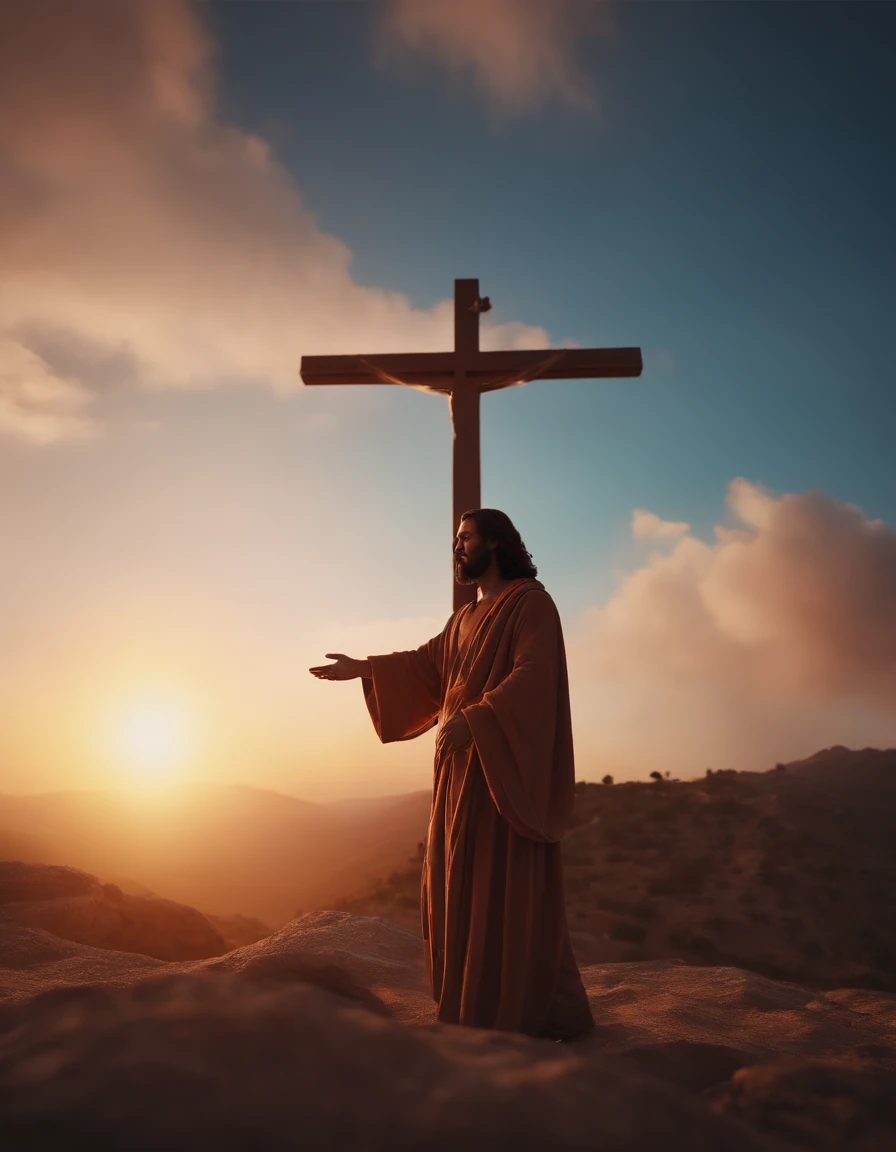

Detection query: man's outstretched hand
(309, 653), (371, 681)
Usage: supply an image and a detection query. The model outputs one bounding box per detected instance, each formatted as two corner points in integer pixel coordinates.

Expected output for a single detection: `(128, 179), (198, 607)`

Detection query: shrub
(759, 863), (792, 888)
(610, 921), (647, 944)
(665, 929), (716, 955)
(602, 774), (614, 786)
(595, 895), (631, 914)
(564, 844), (594, 866)
(602, 822), (647, 852)
(711, 798), (750, 818)
(647, 856), (709, 896)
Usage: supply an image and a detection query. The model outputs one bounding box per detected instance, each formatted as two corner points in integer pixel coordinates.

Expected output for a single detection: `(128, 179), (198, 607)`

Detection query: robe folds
(362, 577), (594, 1039)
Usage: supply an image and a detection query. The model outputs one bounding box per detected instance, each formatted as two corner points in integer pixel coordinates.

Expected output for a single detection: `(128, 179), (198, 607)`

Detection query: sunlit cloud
(569, 480), (896, 779)
(380, 0), (606, 115)
(0, 0), (553, 445)
(0, 338), (97, 445)
(631, 508), (690, 540)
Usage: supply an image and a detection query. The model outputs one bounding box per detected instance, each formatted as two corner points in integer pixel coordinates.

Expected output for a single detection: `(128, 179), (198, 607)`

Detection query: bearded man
(310, 508), (593, 1041)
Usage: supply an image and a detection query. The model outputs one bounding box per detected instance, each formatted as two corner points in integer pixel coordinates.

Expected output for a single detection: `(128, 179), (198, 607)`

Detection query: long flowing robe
(362, 577), (594, 1039)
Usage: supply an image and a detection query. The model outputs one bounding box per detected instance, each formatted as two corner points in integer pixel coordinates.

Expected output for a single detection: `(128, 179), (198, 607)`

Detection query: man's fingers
(324, 653), (345, 660)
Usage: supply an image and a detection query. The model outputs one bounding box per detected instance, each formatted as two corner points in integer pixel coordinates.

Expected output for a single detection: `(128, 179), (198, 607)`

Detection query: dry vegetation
(329, 747), (896, 993)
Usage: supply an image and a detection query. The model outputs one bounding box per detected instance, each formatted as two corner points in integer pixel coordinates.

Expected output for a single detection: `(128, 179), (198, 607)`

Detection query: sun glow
(111, 694), (196, 781)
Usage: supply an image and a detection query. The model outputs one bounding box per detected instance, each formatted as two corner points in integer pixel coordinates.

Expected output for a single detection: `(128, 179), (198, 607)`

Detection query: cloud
(631, 509), (690, 540)
(381, 0), (606, 115)
(569, 480), (896, 779)
(0, 338), (97, 444)
(0, 0), (553, 444)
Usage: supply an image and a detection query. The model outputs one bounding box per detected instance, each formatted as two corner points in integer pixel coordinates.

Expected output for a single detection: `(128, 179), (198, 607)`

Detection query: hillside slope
(332, 747), (896, 992)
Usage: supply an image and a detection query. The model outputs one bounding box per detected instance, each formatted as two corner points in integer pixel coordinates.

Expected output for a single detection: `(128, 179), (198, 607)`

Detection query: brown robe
(362, 577), (594, 1039)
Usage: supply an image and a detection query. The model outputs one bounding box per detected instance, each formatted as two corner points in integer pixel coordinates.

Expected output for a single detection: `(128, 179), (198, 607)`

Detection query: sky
(1, 0), (894, 800)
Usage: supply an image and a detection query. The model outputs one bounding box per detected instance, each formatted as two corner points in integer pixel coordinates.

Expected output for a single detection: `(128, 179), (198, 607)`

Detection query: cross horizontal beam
(299, 278), (642, 609)
(300, 347), (642, 393)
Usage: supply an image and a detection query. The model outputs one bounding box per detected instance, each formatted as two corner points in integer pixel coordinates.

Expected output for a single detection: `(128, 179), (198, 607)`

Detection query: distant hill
(332, 747), (896, 993)
(8, 747), (894, 992)
(0, 781), (430, 926)
(0, 860), (229, 960)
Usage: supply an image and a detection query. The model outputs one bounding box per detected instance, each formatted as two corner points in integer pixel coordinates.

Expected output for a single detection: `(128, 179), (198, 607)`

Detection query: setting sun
(111, 695), (195, 780)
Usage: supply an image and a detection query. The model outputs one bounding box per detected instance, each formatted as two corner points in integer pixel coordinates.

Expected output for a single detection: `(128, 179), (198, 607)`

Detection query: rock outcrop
(0, 862), (228, 961)
(2, 909), (896, 1150)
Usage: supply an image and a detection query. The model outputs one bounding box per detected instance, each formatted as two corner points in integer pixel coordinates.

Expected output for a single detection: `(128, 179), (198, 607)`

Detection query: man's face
(454, 519), (493, 584)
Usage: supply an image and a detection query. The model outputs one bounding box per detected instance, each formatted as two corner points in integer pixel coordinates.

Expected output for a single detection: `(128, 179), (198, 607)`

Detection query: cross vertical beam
(451, 279), (482, 609)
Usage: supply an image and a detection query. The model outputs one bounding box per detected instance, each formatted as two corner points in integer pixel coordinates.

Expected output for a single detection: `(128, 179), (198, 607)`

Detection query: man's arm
(311, 623), (448, 744)
(309, 653), (371, 681)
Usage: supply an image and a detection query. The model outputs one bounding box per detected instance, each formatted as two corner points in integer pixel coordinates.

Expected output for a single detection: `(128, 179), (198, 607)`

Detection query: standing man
(309, 509), (593, 1041)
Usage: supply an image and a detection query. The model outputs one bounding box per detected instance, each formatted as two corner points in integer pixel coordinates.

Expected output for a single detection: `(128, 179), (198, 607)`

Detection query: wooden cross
(300, 278), (642, 609)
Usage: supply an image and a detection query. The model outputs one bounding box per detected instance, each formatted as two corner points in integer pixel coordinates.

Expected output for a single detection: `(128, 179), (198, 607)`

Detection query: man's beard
(454, 543), (492, 585)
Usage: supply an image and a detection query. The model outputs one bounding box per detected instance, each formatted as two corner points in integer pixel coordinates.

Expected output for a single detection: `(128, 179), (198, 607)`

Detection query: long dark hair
(460, 508), (538, 580)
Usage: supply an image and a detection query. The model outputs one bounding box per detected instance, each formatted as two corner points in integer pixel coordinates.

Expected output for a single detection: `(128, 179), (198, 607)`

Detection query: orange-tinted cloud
(381, 0), (606, 115)
(0, 0), (553, 444)
(569, 480), (896, 779)
(631, 509), (690, 540)
(0, 338), (96, 445)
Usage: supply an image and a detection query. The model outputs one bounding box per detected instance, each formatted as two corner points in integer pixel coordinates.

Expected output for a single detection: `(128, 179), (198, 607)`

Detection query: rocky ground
(2, 745), (895, 1149)
(3, 910), (896, 1150)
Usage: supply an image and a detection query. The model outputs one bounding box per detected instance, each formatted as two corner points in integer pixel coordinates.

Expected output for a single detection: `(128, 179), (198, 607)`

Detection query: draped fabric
(362, 578), (594, 1039)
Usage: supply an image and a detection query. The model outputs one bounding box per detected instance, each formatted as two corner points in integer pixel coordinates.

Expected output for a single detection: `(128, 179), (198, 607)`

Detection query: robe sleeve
(361, 626), (447, 743)
(460, 591), (575, 842)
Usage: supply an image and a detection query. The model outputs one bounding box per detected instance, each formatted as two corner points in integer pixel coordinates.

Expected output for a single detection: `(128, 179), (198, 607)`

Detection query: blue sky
(202, 0), (894, 615)
(1, 1), (894, 797)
